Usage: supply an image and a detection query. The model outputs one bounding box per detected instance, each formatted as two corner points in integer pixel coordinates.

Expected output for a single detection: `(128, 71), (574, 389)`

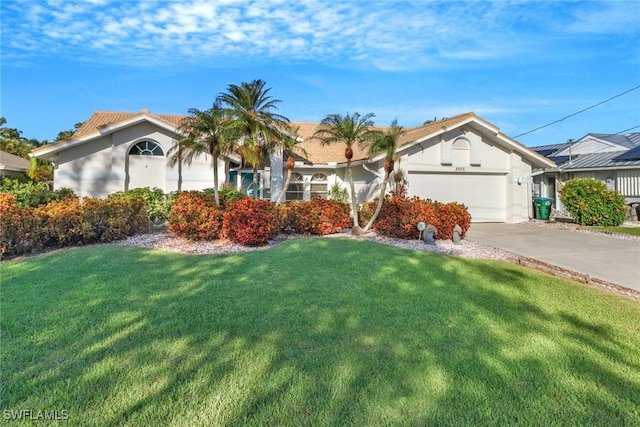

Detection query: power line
(514, 84), (640, 138)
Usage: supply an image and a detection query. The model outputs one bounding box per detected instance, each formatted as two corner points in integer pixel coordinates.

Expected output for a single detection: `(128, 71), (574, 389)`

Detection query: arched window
(452, 138), (470, 167)
(286, 173), (304, 201)
(310, 173), (328, 199)
(129, 140), (164, 156)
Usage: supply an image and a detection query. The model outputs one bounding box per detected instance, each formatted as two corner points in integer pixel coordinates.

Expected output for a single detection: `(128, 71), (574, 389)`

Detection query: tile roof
(38, 110), (546, 167)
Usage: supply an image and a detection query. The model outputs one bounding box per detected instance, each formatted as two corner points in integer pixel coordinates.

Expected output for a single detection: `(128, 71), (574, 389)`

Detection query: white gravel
(113, 220), (639, 261)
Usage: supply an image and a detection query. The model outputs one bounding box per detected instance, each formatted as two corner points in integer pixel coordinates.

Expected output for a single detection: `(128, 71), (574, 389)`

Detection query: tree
(55, 122), (85, 141)
(217, 79), (290, 199)
(0, 117), (32, 159)
(275, 126), (308, 204)
(363, 119), (405, 232)
(168, 103), (233, 206)
(313, 112), (380, 233)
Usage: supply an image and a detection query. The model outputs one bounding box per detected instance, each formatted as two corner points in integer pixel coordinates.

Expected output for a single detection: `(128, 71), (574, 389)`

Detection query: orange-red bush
(223, 197), (279, 246)
(280, 199), (351, 235)
(168, 191), (223, 240)
(0, 193), (148, 258)
(0, 193), (39, 256)
(34, 196), (84, 246)
(371, 195), (471, 240)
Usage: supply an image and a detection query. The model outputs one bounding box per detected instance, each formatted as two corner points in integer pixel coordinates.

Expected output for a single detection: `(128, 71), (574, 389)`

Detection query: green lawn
(591, 225), (640, 237)
(2, 239), (639, 426)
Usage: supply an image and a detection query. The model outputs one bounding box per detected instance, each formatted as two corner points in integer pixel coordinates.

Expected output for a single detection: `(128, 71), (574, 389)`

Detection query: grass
(2, 239), (639, 426)
(591, 225), (640, 237)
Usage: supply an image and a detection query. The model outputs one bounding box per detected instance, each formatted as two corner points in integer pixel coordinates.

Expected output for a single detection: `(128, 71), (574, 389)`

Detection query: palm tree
(363, 119), (405, 232)
(217, 79), (290, 199)
(275, 126), (308, 204)
(168, 103), (233, 206)
(313, 112), (380, 233)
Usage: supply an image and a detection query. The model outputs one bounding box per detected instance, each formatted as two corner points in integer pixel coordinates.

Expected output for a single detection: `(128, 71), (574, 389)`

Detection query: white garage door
(407, 172), (506, 222)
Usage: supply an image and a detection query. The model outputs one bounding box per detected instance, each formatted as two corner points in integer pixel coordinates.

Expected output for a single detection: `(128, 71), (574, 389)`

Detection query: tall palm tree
(217, 79), (290, 199)
(275, 126), (308, 204)
(168, 103), (233, 206)
(363, 119), (405, 232)
(313, 112), (380, 233)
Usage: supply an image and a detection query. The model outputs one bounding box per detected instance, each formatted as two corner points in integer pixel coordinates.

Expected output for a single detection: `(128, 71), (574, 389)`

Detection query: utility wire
(514, 84), (640, 138)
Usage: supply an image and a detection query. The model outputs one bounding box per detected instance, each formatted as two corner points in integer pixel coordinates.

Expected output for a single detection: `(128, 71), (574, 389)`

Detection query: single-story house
(32, 109), (554, 223)
(531, 132), (640, 218)
(0, 150), (30, 178)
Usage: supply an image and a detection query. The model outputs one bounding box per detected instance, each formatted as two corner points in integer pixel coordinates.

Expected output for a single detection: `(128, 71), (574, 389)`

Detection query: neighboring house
(531, 133), (640, 217)
(32, 109), (554, 223)
(0, 150), (30, 178)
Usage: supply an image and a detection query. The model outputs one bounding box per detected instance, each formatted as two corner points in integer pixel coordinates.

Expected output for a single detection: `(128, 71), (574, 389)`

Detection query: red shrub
(280, 199), (350, 235)
(223, 197), (279, 246)
(372, 195), (471, 240)
(168, 191), (223, 240)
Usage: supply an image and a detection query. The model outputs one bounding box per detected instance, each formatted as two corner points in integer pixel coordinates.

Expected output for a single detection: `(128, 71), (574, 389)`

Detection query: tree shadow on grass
(2, 240), (639, 426)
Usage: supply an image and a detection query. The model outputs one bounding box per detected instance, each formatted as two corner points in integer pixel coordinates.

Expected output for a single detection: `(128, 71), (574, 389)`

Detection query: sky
(1, 0), (639, 147)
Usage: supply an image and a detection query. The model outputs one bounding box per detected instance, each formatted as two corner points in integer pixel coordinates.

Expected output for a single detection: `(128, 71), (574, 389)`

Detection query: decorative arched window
(452, 138), (470, 167)
(310, 173), (328, 199)
(129, 140), (164, 156)
(286, 173), (304, 201)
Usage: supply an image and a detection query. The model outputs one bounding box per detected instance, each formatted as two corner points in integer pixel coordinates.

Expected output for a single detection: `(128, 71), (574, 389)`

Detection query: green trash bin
(533, 197), (554, 220)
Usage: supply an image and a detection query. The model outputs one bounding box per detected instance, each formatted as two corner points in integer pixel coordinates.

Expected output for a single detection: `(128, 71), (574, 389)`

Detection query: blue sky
(1, 0), (639, 147)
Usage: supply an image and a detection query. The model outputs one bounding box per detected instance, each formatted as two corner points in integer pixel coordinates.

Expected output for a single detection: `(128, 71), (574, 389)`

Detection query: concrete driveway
(465, 223), (640, 293)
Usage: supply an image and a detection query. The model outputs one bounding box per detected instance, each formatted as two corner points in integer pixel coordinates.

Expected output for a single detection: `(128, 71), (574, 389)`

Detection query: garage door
(407, 172), (506, 222)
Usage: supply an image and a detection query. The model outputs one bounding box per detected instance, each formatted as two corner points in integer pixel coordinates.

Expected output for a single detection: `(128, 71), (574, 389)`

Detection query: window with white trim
(286, 173), (304, 201)
(129, 140), (164, 156)
(310, 173), (328, 199)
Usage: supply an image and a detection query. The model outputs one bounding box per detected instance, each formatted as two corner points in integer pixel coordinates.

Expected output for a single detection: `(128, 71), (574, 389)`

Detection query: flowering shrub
(167, 191), (223, 240)
(370, 195), (471, 240)
(280, 199), (351, 235)
(0, 194), (148, 258)
(559, 178), (626, 226)
(223, 197), (279, 246)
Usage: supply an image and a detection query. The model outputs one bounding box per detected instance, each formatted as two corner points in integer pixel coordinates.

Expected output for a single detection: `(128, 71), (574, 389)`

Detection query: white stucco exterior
(33, 110), (553, 223)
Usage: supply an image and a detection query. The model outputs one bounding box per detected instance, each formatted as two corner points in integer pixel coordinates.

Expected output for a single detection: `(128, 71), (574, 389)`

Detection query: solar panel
(613, 145), (640, 161)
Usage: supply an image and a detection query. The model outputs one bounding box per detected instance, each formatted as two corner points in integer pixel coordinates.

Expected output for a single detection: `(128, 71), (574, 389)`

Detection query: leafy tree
(363, 119), (405, 231)
(168, 103), (234, 206)
(0, 117), (32, 159)
(217, 79), (290, 199)
(313, 112), (380, 233)
(275, 126), (308, 204)
(55, 122), (85, 141)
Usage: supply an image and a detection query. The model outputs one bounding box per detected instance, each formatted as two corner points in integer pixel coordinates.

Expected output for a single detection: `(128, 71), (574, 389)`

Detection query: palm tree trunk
(347, 161), (360, 231)
(252, 164), (259, 199)
(276, 167), (293, 204)
(212, 154), (220, 207)
(363, 171), (390, 232)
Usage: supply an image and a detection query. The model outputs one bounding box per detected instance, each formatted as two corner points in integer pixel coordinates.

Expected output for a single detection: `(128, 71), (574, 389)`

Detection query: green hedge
(559, 178), (626, 226)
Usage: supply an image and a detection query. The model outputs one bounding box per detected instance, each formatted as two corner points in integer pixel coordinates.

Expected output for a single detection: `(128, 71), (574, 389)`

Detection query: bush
(114, 187), (175, 223)
(34, 197), (84, 247)
(0, 194), (147, 258)
(167, 191), (223, 240)
(280, 199), (351, 235)
(82, 196), (148, 242)
(370, 195), (471, 240)
(0, 194), (39, 256)
(0, 177), (75, 207)
(560, 178), (626, 226)
(223, 197), (279, 246)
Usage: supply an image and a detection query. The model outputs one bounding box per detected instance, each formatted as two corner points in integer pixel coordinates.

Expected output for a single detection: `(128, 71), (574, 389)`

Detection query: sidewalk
(465, 223), (640, 294)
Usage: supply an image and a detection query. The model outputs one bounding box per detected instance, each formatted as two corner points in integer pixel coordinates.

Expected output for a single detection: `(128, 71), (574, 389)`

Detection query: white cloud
(2, 0), (638, 70)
